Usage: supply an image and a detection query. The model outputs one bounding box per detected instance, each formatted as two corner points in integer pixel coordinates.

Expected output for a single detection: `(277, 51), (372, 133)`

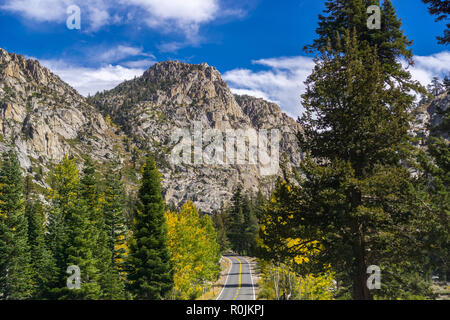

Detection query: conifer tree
(305, 0), (423, 94)
(102, 162), (128, 299)
(227, 185), (259, 255)
(212, 209), (231, 252)
(47, 156), (101, 299)
(444, 75), (450, 91)
(24, 191), (55, 299)
(228, 185), (246, 254)
(127, 155), (173, 300)
(286, 31), (435, 300)
(79, 157), (116, 299)
(0, 150), (33, 299)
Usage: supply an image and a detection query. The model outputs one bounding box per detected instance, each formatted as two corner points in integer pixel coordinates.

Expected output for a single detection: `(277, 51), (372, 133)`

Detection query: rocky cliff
(3, 48), (444, 213)
(91, 61), (303, 212)
(0, 48), (129, 191)
(411, 91), (449, 145)
(0, 51), (303, 212)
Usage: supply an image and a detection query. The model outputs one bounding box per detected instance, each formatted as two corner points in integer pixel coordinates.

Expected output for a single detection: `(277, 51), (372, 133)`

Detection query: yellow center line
(233, 257), (242, 300)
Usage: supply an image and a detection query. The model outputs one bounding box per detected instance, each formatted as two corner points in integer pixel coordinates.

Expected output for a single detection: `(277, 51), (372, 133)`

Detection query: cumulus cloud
(408, 51), (450, 86)
(223, 56), (315, 118)
(1, 0), (242, 36)
(40, 59), (146, 96)
(1, 0), (115, 31)
(224, 52), (450, 119)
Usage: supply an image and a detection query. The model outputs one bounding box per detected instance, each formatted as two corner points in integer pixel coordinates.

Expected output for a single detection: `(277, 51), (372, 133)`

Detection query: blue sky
(1, 0), (449, 117)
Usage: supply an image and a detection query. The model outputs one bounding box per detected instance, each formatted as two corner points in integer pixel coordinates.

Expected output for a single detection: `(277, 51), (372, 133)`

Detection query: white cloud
(97, 45), (155, 63)
(223, 56), (315, 118)
(40, 60), (146, 96)
(1, 0), (242, 37)
(1, 0), (70, 22)
(122, 59), (157, 68)
(407, 51), (450, 86)
(1, 0), (115, 31)
(224, 52), (450, 119)
(125, 0), (219, 24)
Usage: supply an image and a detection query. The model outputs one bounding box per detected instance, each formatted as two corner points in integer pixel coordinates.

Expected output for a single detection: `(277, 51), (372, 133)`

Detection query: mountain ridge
(0, 49), (302, 212)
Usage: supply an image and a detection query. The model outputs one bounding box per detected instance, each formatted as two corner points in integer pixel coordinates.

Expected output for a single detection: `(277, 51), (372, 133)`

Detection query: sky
(0, 0), (449, 118)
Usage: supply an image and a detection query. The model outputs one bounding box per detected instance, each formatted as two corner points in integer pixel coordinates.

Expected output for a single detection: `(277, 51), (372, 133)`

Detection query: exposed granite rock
(411, 91), (449, 144)
(0, 48), (129, 190)
(92, 61), (303, 212)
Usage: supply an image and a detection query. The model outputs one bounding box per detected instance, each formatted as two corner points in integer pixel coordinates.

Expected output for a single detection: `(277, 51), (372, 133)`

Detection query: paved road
(217, 256), (255, 300)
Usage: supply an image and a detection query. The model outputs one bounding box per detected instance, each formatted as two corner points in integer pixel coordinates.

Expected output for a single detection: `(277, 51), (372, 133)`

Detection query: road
(217, 256), (256, 300)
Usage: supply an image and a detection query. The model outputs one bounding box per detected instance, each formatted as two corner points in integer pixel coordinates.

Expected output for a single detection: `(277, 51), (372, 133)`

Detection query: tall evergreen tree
(305, 0), (423, 95)
(0, 149), (33, 299)
(286, 31), (435, 300)
(228, 185), (246, 254)
(227, 185), (259, 255)
(126, 155), (173, 300)
(102, 162), (128, 299)
(79, 157), (116, 299)
(24, 183), (55, 299)
(47, 156), (102, 299)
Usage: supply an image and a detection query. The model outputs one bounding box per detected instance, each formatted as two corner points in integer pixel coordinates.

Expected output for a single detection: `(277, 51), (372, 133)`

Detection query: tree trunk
(352, 225), (372, 300)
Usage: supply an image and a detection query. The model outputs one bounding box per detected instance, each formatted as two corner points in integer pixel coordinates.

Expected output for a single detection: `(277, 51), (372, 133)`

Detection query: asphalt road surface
(217, 256), (255, 300)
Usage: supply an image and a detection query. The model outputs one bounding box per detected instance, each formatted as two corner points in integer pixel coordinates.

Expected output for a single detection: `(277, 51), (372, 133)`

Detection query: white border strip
(216, 256), (233, 300)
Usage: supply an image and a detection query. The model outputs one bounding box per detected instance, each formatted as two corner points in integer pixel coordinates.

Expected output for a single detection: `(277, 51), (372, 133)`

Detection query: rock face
(1, 48), (448, 213)
(411, 91), (449, 145)
(92, 61), (303, 212)
(0, 48), (128, 189)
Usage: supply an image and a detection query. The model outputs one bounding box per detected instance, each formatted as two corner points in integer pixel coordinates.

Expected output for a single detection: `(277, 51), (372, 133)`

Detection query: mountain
(2, 48), (445, 213)
(0, 50), (302, 212)
(91, 61), (303, 212)
(0, 48), (131, 191)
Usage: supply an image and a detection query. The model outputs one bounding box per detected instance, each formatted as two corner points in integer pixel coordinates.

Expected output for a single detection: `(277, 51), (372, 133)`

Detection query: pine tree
(226, 185), (259, 256)
(428, 77), (445, 96)
(126, 155), (173, 300)
(416, 136), (450, 283)
(0, 149), (33, 299)
(305, 0), (423, 94)
(79, 157), (116, 299)
(288, 31), (434, 300)
(47, 156), (102, 299)
(212, 209), (231, 252)
(228, 185), (246, 254)
(242, 194), (259, 256)
(444, 75), (450, 91)
(422, 0), (450, 44)
(102, 162), (128, 299)
(24, 188), (55, 299)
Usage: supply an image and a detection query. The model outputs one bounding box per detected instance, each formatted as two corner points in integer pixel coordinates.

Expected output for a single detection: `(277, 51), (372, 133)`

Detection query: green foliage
(0, 150), (33, 299)
(415, 136), (449, 283)
(25, 197), (56, 299)
(102, 161), (128, 299)
(47, 156), (102, 299)
(226, 185), (259, 256)
(261, 30), (437, 300)
(258, 260), (335, 300)
(126, 155), (173, 300)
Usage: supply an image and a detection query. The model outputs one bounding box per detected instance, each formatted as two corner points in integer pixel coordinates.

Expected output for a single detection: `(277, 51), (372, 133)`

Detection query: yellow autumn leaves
(165, 201), (221, 300)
